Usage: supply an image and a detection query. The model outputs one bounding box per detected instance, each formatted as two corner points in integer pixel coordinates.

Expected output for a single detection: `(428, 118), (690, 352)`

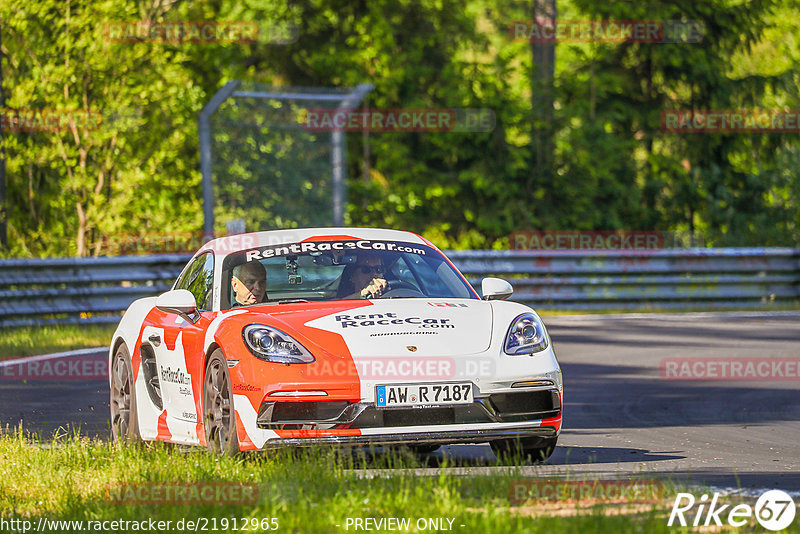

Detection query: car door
(142, 252), (215, 442)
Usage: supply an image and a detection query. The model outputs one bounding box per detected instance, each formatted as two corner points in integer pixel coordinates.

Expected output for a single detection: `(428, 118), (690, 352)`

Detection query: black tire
(490, 436), (557, 463)
(110, 343), (141, 443)
(203, 349), (240, 455)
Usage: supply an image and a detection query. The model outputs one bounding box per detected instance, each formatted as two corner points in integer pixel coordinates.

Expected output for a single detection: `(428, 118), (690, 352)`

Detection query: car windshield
(221, 239), (477, 309)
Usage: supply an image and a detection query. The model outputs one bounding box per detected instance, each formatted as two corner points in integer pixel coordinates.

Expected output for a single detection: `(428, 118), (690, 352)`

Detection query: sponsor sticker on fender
(160, 366), (191, 385)
(233, 384), (260, 392)
(427, 302), (469, 308)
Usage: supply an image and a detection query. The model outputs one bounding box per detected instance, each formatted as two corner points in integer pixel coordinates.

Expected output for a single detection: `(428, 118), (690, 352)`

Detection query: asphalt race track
(436, 312), (800, 492)
(1, 312), (798, 491)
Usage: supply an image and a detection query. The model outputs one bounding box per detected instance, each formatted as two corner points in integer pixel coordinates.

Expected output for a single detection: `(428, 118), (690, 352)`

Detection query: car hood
(253, 299), (493, 357)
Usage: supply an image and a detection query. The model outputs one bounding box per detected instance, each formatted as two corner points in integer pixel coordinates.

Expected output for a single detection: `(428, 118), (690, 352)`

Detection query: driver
(336, 252), (387, 299)
(231, 260), (267, 306)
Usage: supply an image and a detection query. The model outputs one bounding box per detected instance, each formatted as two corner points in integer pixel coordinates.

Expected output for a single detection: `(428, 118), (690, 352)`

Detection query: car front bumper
(259, 421), (559, 448)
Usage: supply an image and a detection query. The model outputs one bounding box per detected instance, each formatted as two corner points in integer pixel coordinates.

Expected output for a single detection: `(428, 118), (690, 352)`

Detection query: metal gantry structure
(199, 82), (373, 237)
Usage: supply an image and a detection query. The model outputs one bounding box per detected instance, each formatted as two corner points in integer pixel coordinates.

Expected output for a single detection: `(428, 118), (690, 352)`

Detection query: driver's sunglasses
(359, 264), (385, 275)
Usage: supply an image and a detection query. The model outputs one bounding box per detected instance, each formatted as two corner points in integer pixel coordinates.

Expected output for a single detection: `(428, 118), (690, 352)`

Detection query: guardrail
(0, 248), (798, 326)
(449, 248), (800, 310)
(0, 255), (190, 327)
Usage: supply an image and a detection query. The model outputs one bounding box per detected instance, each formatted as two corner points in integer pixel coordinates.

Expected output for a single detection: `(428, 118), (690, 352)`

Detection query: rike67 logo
(669, 490), (796, 531)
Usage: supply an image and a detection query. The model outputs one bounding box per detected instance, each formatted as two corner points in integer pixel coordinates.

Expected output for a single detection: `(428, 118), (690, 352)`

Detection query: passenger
(231, 261), (267, 306)
(336, 253), (387, 299)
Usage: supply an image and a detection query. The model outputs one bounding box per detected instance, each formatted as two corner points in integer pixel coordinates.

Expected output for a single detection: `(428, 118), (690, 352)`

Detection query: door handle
(148, 334), (161, 347)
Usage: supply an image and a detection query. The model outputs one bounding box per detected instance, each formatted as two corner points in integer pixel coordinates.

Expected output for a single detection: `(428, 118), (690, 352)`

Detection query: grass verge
(0, 427), (761, 534)
(0, 324), (115, 361)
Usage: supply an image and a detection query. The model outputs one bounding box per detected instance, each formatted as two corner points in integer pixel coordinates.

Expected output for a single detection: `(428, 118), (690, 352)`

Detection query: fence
(0, 255), (189, 327)
(199, 82), (373, 235)
(0, 248), (798, 327)
(449, 248), (800, 310)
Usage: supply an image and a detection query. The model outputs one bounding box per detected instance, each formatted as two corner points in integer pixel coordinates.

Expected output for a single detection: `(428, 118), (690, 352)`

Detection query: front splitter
(259, 424), (558, 448)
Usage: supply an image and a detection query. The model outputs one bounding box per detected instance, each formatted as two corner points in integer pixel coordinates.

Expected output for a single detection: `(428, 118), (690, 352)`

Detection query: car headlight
(504, 313), (548, 355)
(243, 325), (315, 364)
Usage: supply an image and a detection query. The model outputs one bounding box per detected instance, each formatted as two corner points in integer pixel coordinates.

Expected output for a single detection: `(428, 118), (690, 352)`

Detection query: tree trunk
(530, 0), (556, 202)
(76, 201), (86, 257)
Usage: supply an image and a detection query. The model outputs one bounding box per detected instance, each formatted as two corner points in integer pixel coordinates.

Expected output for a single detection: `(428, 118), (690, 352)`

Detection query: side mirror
(481, 277), (513, 301)
(156, 289), (198, 321)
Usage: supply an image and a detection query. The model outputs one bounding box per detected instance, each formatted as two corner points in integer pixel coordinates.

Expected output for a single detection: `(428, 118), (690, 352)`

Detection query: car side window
(407, 253), (470, 298)
(175, 253), (214, 311)
(391, 256), (421, 290)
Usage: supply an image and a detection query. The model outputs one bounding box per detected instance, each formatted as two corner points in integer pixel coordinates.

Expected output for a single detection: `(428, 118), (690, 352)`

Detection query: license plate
(375, 383), (473, 407)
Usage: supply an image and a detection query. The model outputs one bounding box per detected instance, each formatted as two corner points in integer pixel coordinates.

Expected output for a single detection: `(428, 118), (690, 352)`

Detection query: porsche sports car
(109, 228), (562, 459)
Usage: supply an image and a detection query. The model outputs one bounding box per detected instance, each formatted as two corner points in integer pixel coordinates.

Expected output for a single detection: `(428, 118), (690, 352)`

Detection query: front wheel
(110, 343), (141, 443)
(490, 436), (557, 463)
(203, 349), (240, 455)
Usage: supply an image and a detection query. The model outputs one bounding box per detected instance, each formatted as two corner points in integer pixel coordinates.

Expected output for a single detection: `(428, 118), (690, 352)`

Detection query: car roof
(198, 227), (434, 258)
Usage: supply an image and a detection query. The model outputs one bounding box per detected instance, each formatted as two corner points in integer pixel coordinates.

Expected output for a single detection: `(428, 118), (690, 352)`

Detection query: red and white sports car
(109, 228), (562, 459)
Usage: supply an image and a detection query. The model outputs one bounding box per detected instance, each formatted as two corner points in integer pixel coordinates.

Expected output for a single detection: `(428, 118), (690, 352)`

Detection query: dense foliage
(1, 0), (798, 255)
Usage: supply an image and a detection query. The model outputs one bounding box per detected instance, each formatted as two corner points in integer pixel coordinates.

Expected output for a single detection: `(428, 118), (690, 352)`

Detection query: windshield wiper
(277, 298), (310, 304)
